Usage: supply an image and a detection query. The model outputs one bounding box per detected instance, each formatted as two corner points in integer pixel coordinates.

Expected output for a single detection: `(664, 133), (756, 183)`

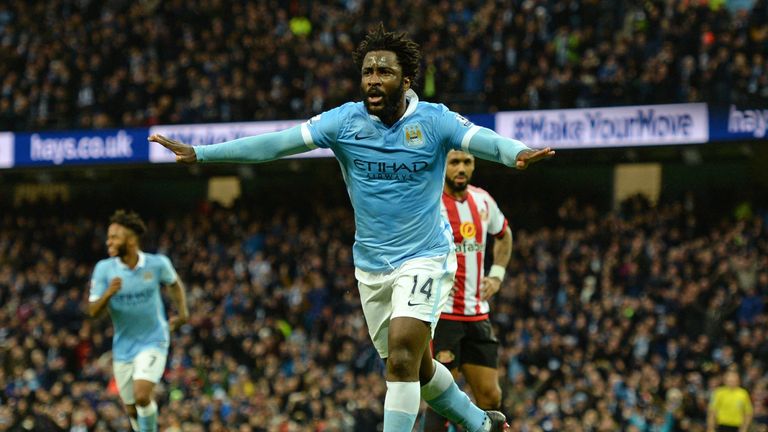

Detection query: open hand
(480, 276), (501, 301)
(148, 134), (197, 163)
(516, 147), (555, 170)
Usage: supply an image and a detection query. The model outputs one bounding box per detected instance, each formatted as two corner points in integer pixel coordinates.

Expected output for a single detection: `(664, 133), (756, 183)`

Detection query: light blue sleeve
(158, 255), (178, 285)
(193, 125), (312, 163)
(435, 106), (531, 166)
(435, 106), (477, 152)
(466, 127), (532, 168)
(302, 106), (343, 149)
(88, 261), (108, 302)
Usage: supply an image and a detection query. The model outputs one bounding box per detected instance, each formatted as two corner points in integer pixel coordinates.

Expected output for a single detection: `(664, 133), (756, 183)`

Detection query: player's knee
(387, 347), (419, 379)
(134, 393), (152, 407)
(476, 384), (502, 409)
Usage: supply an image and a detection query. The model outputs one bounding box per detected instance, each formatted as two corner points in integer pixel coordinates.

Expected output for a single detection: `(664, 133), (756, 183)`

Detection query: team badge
(143, 272), (153, 281)
(436, 350), (456, 364)
(404, 123), (424, 147)
(460, 221), (476, 239)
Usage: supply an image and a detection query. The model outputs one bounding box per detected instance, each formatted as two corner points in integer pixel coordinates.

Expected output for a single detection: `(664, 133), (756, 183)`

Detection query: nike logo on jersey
(407, 300), (427, 307)
(355, 130), (376, 140)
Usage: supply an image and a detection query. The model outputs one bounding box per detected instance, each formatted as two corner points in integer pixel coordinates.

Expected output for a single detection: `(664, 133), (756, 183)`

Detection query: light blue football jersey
(301, 90), (476, 272)
(89, 252), (177, 362)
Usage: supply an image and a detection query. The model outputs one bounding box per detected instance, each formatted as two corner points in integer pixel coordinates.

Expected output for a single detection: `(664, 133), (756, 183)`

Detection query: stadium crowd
(0, 194), (766, 431)
(0, 0), (767, 131)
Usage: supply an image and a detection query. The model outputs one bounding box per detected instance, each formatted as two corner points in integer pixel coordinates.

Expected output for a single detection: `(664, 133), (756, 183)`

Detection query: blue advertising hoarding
(709, 105), (768, 142)
(14, 129), (149, 167)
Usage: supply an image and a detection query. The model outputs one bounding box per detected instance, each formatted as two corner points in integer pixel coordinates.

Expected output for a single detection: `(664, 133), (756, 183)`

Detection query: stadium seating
(0, 0), (766, 131)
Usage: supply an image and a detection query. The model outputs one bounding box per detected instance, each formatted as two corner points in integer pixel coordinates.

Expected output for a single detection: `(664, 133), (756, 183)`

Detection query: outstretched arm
(166, 279), (189, 331)
(465, 127), (554, 169)
(149, 125), (313, 164)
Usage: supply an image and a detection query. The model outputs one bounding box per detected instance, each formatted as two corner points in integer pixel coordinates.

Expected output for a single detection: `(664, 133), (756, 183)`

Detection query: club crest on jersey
(404, 123), (424, 147)
(459, 221), (476, 239)
(143, 272), (153, 281)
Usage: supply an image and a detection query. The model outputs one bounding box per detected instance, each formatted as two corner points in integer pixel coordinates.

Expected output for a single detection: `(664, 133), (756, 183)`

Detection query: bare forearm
(742, 413), (753, 431)
(168, 280), (189, 318)
(88, 295), (112, 318)
(493, 227), (513, 267)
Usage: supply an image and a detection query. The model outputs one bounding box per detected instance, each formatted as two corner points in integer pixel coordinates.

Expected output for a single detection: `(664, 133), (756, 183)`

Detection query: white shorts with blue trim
(356, 252), (458, 358)
(113, 348), (167, 404)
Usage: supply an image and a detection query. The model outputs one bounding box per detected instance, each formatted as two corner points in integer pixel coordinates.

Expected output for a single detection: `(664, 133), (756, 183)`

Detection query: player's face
(361, 50), (410, 120)
(445, 150), (475, 192)
(106, 223), (132, 258)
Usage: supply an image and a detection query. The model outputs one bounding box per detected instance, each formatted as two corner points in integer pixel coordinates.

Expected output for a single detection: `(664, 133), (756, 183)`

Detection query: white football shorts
(356, 252), (457, 358)
(113, 348), (167, 404)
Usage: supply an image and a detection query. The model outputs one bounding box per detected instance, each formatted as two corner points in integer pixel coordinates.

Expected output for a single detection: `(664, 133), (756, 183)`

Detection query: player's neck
(394, 99), (407, 122)
(120, 251), (139, 269)
(382, 98), (408, 126)
(444, 185), (468, 201)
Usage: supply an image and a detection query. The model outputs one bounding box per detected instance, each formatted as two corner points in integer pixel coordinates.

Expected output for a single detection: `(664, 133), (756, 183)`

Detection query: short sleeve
(486, 194), (508, 237)
(158, 255), (178, 285)
(88, 261), (108, 302)
(435, 105), (480, 153)
(301, 106), (343, 149)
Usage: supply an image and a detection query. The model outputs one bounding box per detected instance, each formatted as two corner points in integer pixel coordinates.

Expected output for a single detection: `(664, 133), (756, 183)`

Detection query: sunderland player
(150, 24), (553, 432)
(88, 210), (188, 432)
(424, 150), (512, 431)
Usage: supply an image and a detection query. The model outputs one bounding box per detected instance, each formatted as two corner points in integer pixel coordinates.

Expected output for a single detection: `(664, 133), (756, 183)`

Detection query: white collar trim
(117, 251), (146, 270)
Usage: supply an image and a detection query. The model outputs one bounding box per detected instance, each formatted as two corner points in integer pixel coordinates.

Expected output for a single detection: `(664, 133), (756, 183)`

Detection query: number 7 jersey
(440, 186), (508, 320)
(89, 252), (178, 361)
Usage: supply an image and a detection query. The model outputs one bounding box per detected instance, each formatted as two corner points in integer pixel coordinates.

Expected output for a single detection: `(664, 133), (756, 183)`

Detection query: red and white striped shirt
(440, 186), (508, 321)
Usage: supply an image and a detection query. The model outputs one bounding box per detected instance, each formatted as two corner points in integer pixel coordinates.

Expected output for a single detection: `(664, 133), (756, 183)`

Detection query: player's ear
(403, 76), (411, 91)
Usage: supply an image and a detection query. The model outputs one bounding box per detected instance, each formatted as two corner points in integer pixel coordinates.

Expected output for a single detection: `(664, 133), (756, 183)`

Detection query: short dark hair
(353, 23), (422, 83)
(110, 209), (147, 237)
